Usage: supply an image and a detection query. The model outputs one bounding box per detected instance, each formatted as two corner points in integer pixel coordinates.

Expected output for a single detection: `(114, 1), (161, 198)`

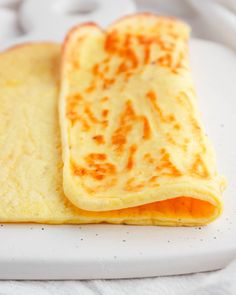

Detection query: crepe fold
(59, 14), (225, 225)
(0, 15), (225, 226)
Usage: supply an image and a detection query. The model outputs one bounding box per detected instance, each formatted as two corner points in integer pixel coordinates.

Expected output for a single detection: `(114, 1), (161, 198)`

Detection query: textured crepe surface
(60, 14), (225, 224)
(0, 43), (223, 225)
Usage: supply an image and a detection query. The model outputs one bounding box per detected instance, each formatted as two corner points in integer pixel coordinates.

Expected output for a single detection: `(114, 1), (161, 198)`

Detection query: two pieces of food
(0, 14), (225, 225)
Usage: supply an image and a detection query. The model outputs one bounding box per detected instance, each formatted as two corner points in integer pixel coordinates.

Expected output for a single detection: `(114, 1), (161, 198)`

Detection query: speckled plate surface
(0, 38), (236, 279)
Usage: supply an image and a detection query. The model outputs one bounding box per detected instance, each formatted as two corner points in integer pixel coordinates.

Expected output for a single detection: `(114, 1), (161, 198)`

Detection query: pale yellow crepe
(0, 41), (224, 225)
(59, 14), (225, 225)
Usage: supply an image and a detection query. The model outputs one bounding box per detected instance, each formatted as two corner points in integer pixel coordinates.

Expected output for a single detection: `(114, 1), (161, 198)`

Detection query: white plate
(0, 38), (236, 280)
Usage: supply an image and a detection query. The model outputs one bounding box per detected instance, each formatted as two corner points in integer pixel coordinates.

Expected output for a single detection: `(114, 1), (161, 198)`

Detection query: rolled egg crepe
(0, 16), (225, 226)
(59, 13), (226, 225)
(0, 44), (219, 226)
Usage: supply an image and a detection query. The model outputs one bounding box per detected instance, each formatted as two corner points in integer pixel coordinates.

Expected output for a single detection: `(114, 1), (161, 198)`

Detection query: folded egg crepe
(0, 15), (225, 226)
(59, 14), (225, 224)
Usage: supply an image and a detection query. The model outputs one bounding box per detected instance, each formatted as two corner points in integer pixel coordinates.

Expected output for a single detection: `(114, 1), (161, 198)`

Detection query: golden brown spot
(71, 160), (87, 176)
(80, 119), (91, 131)
(92, 63), (108, 80)
(157, 53), (172, 68)
(191, 155), (209, 178)
(66, 111), (78, 124)
(160, 41), (175, 52)
(147, 90), (163, 121)
(85, 153), (107, 162)
(66, 94), (82, 110)
(165, 132), (187, 151)
(117, 62), (128, 74)
(102, 57), (110, 64)
(104, 65), (109, 72)
(93, 162), (116, 180)
(137, 35), (175, 56)
(94, 174), (105, 180)
(124, 178), (144, 192)
(71, 154), (116, 181)
(181, 138), (190, 152)
(190, 116), (205, 151)
(103, 78), (115, 89)
(142, 116), (151, 139)
(125, 72), (132, 80)
(147, 91), (175, 123)
(101, 96), (109, 103)
(112, 101), (135, 152)
(143, 153), (155, 164)
(169, 32), (178, 39)
(185, 138), (190, 143)
(84, 106), (100, 123)
(165, 132), (176, 146)
(123, 48), (138, 68)
(176, 91), (193, 112)
(105, 30), (119, 53)
(93, 64), (99, 75)
(136, 35), (153, 65)
(147, 90), (156, 101)
(102, 120), (108, 128)
(102, 109), (109, 117)
(66, 94), (84, 126)
(160, 148), (165, 154)
(174, 123), (181, 130)
(149, 176), (158, 182)
(168, 114), (175, 122)
(126, 144), (137, 170)
(156, 149), (182, 177)
(92, 135), (105, 144)
(72, 60), (80, 69)
(84, 106), (107, 127)
(137, 35), (152, 45)
(191, 117), (201, 133)
(106, 31), (139, 70)
(124, 34), (131, 47)
(144, 46), (150, 64)
(174, 51), (186, 72)
(85, 83), (96, 93)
